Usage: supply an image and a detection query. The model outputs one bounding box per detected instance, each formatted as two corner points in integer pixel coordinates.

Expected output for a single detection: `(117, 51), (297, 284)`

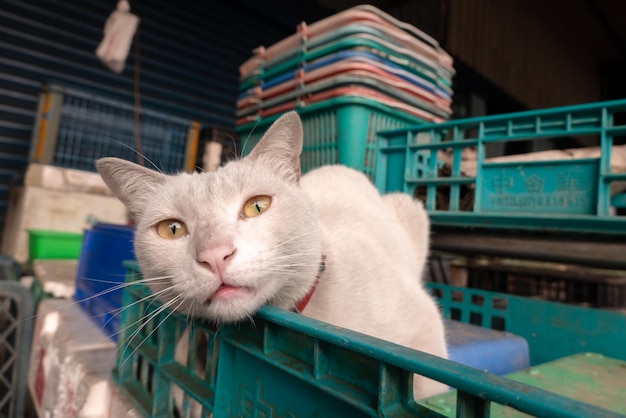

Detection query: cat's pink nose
(197, 244), (237, 275)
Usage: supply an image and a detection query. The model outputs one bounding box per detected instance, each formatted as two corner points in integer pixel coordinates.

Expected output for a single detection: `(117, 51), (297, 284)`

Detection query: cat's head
(97, 112), (323, 323)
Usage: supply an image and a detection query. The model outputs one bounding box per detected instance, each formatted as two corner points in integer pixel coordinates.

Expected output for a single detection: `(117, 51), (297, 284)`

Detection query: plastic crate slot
(470, 294), (485, 307)
(312, 339), (330, 379)
(491, 296), (507, 310)
(162, 364), (214, 410)
(325, 344), (379, 405)
(264, 321), (316, 371)
(468, 312), (483, 326)
(377, 363), (415, 413)
(450, 290), (464, 303)
(449, 308), (461, 321)
(137, 355), (155, 394)
(185, 327), (214, 381)
(178, 388), (207, 418)
(490, 316), (506, 331)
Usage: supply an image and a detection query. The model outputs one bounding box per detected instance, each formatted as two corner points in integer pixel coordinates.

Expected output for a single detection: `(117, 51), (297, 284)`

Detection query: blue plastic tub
(74, 223), (135, 339)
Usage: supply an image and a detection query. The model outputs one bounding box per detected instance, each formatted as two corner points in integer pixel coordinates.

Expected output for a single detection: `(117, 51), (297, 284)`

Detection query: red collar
(295, 254), (326, 313)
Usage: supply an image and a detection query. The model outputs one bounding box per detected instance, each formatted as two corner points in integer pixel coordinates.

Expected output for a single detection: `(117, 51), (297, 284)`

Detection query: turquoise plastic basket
(112, 263), (626, 417)
(237, 96), (426, 181)
(375, 99), (626, 235)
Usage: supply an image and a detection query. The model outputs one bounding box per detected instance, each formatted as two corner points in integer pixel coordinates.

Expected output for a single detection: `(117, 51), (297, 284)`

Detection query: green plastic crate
(27, 229), (82, 262)
(112, 263), (626, 417)
(375, 99), (626, 235)
(237, 96), (426, 181)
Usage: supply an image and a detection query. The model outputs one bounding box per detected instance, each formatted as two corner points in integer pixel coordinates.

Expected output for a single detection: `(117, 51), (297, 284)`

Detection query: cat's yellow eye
(156, 219), (188, 239)
(242, 195), (271, 218)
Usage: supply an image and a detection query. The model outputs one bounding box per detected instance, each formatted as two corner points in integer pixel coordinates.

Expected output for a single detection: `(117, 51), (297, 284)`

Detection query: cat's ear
(96, 157), (166, 217)
(246, 111), (302, 183)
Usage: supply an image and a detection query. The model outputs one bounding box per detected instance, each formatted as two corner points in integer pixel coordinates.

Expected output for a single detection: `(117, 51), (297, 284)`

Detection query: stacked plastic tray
(235, 5), (454, 179)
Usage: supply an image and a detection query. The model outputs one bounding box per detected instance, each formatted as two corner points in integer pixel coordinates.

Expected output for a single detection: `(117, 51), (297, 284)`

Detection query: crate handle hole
(492, 297), (508, 310)
(491, 316), (506, 331)
(469, 312), (483, 326)
(450, 307), (461, 321)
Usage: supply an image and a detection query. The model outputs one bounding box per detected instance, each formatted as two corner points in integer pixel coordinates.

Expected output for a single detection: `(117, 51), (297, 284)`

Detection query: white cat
(97, 112), (448, 401)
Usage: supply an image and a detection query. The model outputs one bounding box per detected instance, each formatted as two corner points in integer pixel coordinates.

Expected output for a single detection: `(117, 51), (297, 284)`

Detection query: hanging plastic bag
(95, 0), (140, 73)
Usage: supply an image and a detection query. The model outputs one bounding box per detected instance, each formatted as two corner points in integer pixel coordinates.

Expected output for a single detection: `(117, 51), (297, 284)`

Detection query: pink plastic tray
(239, 5), (453, 77)
(235, 85), (446, 126)
(237, 58), (451, 114)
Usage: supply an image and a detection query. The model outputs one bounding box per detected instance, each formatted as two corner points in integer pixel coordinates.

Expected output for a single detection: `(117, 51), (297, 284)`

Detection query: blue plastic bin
(74, 223), (135, 339)
(445, 320), (530, 375)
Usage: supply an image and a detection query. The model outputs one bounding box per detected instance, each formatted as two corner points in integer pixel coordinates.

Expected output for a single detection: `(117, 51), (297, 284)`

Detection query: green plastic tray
(237, 96), (425, 181)
(112, 262), (626, 417)
(27, 229), (82, 262)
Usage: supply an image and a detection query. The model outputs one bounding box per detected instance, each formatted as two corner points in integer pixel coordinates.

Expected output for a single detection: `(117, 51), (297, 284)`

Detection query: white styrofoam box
(28, 298), (138, 418)
(32, 259), (79, 298)
(1, 163), (127, 265)
(23, 163), (116, 194)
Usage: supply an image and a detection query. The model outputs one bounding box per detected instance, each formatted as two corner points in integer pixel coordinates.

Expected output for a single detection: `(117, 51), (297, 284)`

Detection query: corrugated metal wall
(0, 0), (329, 232)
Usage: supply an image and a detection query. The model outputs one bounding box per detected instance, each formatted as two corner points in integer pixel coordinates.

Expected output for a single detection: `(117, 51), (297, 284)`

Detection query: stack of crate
(375, 99), (626, 309)
(235, 4), (454, 180)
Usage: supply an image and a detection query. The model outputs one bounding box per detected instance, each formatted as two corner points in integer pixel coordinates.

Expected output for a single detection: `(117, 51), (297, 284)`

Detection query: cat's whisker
(239, 112), (266, 156)
(106, 287), (179, 341)
(14, 276), (173, 328)
(117, 294), (183, 367)
(270, 230), (327, 249)
(98, 285), (176, 332)
(78, 275), (172, 285)
(105, 137), (164, 173)
(118, 296), (186, 370)
(103, 288), (177, 370)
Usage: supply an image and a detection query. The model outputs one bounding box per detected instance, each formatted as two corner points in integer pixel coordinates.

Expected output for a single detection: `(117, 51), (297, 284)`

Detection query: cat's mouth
(208, 284), (253, 302)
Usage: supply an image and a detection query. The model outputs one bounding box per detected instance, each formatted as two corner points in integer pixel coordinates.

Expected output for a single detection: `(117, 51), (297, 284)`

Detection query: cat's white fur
(97, 112), (448, 400)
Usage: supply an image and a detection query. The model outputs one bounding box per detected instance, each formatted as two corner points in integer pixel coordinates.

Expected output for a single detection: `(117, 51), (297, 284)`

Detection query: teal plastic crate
(375, 99), (626, 235)
(112, 262), (626, 417)
(237, 96), (426, 180)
